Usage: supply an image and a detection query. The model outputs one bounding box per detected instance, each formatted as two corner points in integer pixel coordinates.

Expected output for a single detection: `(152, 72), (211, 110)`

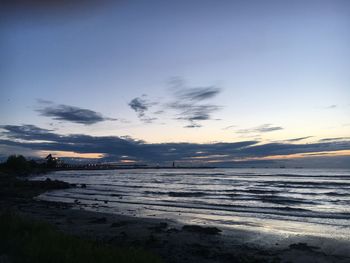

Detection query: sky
(1, 0), (350, 167)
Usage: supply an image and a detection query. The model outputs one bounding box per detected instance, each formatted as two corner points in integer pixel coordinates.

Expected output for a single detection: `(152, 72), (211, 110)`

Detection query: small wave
(258, 195), (317, 205)
(247, 189), (281, 195)
(144, 191), (207, 197)
(324, 192), (350, 196)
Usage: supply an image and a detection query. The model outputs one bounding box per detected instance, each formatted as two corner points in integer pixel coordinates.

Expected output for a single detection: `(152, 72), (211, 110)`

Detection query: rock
(110, 221), (129, 228)
(40, 178), (70, 189)
(148, 222), (168, 232)
(166, 228), (180, 234)
(81, 184), (87, 188)
(89, 217), (107, 224)
(182, 225), (221, 235)
(289, 243), (319, 251)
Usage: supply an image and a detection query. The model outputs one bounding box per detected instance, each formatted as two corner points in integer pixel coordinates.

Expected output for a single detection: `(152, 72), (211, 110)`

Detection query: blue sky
(1, 0), (349, 166)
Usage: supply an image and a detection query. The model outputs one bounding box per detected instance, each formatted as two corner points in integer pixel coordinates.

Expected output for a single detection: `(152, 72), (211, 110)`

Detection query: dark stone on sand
(89, 217), (107, 224)
(81, 184), (86, 188)
(190, 243), (211, 258)
(148, 222), (168, 232)
(289, 242), (319, 251)
(110, 221), (129, 228)
(37, 178), (71, 189)
(166, 228), (180, 234)
(182, 225), (221, 235)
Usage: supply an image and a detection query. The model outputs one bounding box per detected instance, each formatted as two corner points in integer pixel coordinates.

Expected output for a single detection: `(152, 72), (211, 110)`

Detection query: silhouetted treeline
(0, 154), (64, 175)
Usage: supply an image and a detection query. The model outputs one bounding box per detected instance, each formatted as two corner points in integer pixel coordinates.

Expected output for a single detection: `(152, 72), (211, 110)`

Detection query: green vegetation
(0, 213), (162, 263)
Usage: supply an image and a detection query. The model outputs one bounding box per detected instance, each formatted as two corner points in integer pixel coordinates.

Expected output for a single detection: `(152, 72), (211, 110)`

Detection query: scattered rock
(166, 228), (180, 234)
(289, 243), (319, 251)
(182, 225), (221, 235)
(110, 221), (129, 228)
(148, 222), (168, 232)
(36, 178), (71, 189)
(89, 217), (107, 224)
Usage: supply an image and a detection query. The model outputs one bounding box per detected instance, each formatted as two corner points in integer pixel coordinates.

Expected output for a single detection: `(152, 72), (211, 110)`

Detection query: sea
(32, 168), (350, 242)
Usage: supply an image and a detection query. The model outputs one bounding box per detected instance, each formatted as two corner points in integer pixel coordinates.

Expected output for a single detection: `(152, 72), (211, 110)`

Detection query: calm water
(33, 168), (350, 240)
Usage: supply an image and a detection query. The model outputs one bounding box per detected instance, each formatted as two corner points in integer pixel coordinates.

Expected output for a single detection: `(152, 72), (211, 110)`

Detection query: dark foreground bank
(1, 172), (349, 263)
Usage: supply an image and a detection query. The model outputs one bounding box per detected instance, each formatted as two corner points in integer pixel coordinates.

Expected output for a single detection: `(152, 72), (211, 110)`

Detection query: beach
(1, 168), (350, 263)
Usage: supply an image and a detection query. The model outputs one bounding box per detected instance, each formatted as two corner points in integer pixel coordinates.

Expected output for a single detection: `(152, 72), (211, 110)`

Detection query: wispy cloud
(167, 78), (222, 128)
(128, 95), (158, 123)
(222, 125), (236, 130)
(174, 86), (221, 102)
(319, 137), (350, 142)
(236, 124), (283, 134)
(283, 136), (313, 142)
(128, 78), (223, 128)
(36, 101), (116, 125)
(129, 97), (148, 117)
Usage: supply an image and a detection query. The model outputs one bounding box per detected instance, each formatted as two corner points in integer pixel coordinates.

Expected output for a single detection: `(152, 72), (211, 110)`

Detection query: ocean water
(32, 168), (350, 240)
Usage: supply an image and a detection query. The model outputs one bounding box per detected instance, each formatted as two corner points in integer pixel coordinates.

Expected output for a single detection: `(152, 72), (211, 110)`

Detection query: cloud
(174, 86), (221, 102)
(167, 78), (222, 127)
(325, 104), (337, 109)
(0, 124), (256, 163)
(1, 124), (350, 167)
(128, 79), (222, 127)
(222, 125), (236, 130)
(170, 103), (220, 123)
(184, 122), (202, 128)
(236, 124), (283, 134)
(319, 137), (350, 142)
(283, 136), (313, 142)
(128, 97), (148, 117)
(37, 102), (116, 125)
(128, 96), (158, 123)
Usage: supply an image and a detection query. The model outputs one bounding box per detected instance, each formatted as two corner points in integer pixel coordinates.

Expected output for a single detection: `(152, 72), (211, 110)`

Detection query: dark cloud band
(1, 125), (349, 165)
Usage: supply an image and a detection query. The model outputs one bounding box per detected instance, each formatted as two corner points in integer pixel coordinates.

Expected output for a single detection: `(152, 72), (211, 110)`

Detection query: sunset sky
(1, 0), (349, 167)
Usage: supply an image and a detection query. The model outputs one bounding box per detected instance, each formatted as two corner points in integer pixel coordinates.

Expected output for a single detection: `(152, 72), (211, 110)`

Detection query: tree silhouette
(45, 154), (58, 168)
(4, 155), (29, 171)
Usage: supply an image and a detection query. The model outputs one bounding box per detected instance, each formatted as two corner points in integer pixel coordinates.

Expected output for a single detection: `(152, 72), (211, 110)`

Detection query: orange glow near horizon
(120, 159), (136, 163)
(40, 151), (104, 159)
(233, 149), (350, 162)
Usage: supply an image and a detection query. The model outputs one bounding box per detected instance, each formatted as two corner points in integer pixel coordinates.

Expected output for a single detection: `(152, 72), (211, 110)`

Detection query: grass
(0, 212), (162, 263)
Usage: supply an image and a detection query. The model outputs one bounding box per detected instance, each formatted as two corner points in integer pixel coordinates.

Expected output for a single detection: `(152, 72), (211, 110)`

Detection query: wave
(42, 192), (350, 220)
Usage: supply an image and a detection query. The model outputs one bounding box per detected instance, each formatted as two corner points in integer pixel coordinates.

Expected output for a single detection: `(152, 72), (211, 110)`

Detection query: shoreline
(1, 172), (350, 262)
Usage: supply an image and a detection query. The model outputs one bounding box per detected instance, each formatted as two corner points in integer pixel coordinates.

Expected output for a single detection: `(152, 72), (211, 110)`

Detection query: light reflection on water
(32, 168), (350, 240)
